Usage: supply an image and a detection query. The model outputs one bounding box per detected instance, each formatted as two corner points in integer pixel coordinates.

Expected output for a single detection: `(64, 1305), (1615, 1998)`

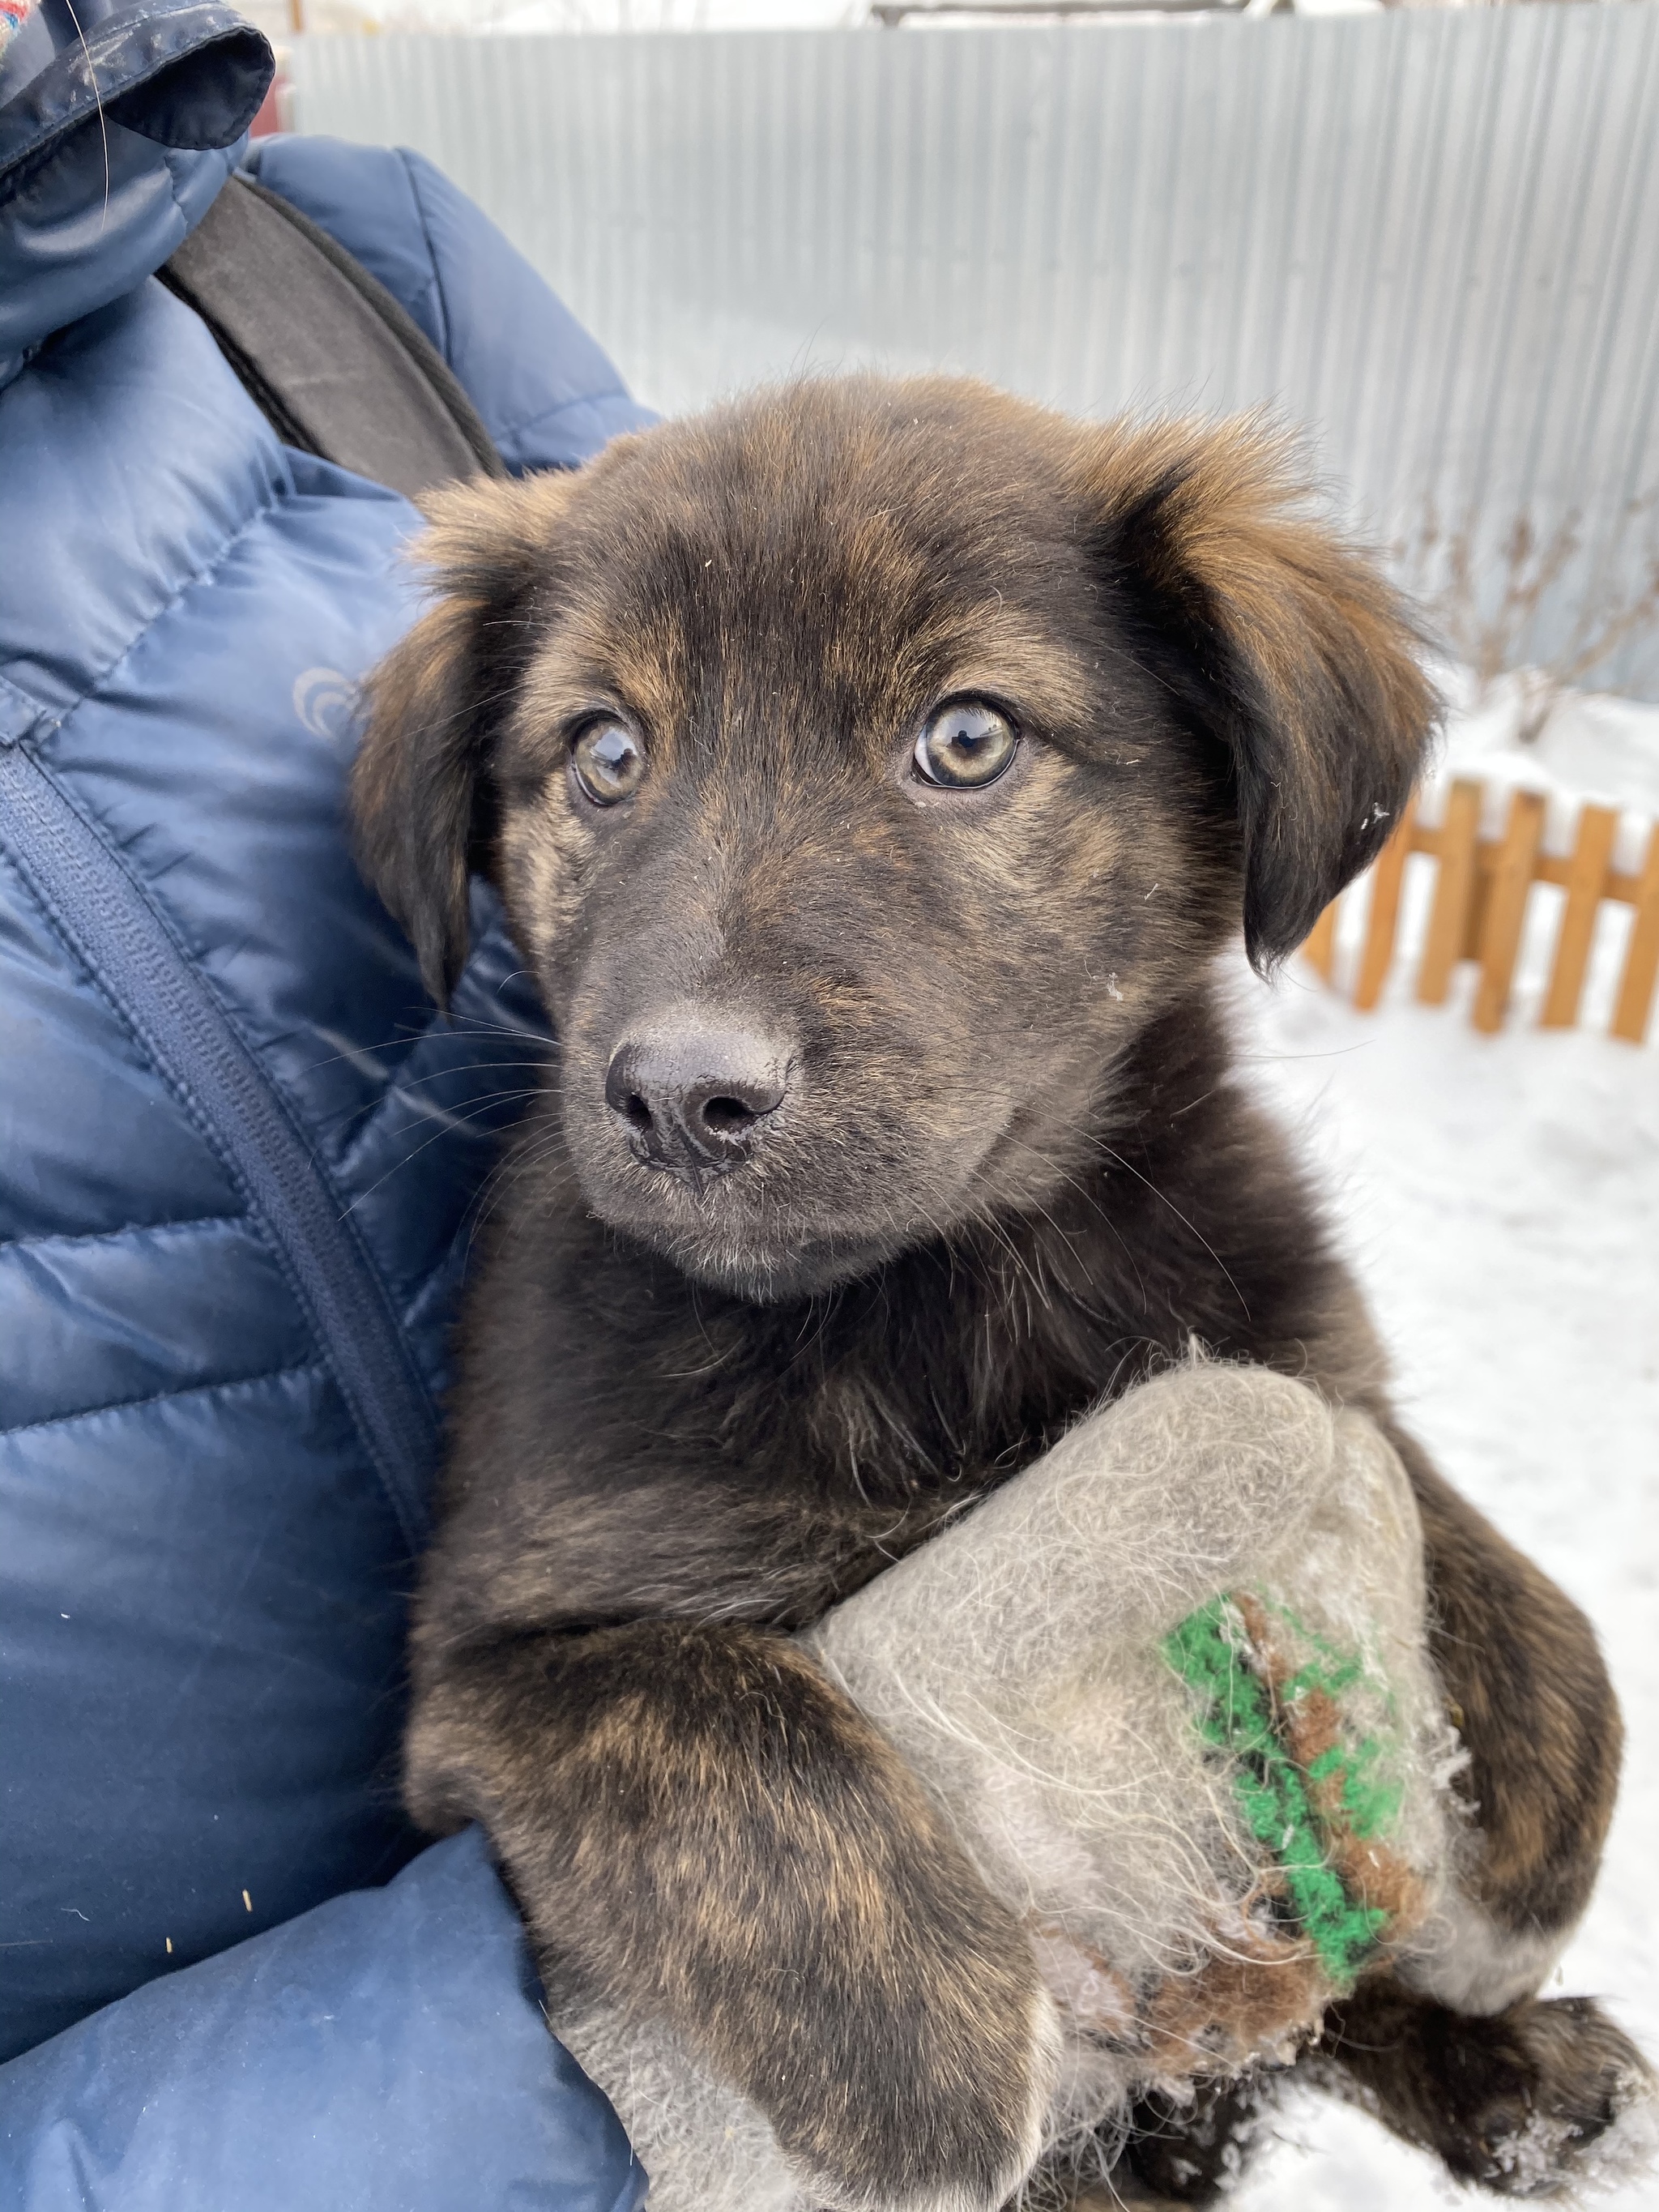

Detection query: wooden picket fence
(1299, 780), (1659, 1043)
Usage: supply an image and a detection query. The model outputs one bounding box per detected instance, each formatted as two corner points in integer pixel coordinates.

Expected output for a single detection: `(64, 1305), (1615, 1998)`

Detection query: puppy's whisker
(335, 1091), (551, 1216)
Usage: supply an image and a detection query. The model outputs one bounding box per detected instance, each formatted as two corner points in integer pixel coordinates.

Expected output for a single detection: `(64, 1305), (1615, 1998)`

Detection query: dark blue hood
(0, 0), (271, 382)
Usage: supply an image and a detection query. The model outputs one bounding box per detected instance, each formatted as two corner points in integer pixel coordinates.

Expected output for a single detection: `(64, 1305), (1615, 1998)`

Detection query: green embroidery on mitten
(1162, 1596), (1392, 1988)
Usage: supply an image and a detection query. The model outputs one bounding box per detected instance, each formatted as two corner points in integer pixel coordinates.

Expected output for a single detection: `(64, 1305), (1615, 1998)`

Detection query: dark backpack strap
(159, 172), (506, 499)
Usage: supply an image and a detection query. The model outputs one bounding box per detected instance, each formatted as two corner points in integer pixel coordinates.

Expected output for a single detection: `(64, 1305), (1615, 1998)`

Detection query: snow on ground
(1218, 679), (1658, 2208)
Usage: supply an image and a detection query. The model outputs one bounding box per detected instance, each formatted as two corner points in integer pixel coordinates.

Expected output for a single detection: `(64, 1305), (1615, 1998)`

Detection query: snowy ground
(1219, 678), (1658, 2208)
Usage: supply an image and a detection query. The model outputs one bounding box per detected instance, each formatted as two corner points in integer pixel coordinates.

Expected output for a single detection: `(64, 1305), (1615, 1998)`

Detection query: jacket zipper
(0, 735), (436, 1552)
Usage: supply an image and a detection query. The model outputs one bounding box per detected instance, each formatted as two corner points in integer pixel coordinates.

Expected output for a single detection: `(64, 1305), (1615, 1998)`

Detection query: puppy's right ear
(352, 470), (582, 1007)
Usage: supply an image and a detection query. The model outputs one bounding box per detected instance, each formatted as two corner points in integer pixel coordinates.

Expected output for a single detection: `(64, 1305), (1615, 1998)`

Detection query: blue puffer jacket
(0, 6), (650, 2206)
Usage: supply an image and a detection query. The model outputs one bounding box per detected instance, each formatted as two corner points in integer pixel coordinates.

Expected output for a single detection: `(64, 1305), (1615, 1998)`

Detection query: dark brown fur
(1124, 1988), (1659, 2206)
(354, 378), (1635, 2206)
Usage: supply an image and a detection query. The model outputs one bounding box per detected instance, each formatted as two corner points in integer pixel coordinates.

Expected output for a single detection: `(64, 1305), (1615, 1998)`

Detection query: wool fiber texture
(544, 1360), (1464, 2211)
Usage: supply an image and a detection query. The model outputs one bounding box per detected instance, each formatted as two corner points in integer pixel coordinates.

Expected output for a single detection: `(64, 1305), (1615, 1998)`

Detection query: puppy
(354, 378), (1639, 2207)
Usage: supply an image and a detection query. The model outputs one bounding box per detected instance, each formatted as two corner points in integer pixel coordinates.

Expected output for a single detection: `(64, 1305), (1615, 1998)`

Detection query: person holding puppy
(2, 1), (1649, 2205)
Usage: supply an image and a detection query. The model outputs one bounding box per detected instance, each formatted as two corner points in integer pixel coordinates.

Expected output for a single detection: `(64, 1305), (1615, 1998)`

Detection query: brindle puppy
(354, 378), (1640, 2209)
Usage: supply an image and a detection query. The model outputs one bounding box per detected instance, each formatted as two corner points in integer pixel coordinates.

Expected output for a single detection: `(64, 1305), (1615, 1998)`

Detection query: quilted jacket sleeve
(0, 1830), (648, 2212)
(0, 7), (656, 2198)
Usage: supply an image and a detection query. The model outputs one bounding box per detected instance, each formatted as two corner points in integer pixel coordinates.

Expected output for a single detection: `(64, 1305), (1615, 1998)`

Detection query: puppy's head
(356, 379), (1433, 1300)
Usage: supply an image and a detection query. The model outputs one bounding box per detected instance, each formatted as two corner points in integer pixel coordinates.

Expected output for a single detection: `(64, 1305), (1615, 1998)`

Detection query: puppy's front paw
(1450, 1996), (1657, 2199)
(763, 1937), (1061, 2212)
(468, 1625), (1063, 2210)
(1325, 1986), (1657, 2199)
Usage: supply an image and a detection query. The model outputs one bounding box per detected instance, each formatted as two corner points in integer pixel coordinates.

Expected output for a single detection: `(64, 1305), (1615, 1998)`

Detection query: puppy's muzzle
(605, 1023), (789, 1189)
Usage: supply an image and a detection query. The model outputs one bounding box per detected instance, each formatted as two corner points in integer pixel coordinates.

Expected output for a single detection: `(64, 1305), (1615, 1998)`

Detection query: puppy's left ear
(1080, 418), (1438, 971)
(352, 468), (584, 1007)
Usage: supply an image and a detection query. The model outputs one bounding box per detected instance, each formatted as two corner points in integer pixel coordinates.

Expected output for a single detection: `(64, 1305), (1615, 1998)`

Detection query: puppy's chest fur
(418, 998), (1380, 1656)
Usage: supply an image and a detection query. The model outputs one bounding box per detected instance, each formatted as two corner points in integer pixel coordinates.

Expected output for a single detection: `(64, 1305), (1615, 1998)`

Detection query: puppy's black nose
(605, 1028), (787, 1177)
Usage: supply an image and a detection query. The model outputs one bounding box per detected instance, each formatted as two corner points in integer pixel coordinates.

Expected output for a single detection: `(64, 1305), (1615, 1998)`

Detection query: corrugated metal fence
(292, 10), (1659, 694)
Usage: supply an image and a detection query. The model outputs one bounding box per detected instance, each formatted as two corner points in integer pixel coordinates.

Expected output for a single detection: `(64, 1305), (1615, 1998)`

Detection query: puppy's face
(471, 399), (1222, 1298)
(356, 381), (1431, 1300)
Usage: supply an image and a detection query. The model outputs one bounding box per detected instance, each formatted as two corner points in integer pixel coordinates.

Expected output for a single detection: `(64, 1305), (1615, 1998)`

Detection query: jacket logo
(293, 668), (356, 746)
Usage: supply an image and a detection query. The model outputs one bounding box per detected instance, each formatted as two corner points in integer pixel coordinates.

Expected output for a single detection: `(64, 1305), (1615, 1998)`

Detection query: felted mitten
(550, 1361), (1466, 2210)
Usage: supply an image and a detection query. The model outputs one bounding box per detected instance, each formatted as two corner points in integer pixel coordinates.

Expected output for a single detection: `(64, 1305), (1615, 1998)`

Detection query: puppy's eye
(913, 699), (1017, 789)
(570, 719), (646, 806)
